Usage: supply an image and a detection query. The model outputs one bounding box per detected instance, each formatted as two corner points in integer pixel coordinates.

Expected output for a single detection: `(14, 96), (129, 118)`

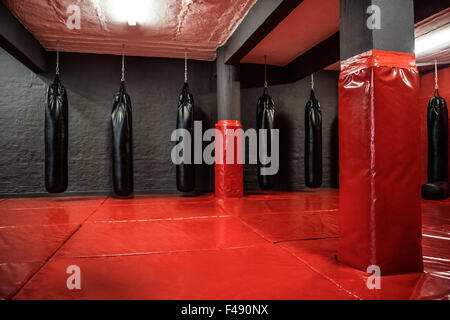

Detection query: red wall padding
(338, 50), (423, 275)
(419, 66), (450, 184)
(215, 120), (244, 198)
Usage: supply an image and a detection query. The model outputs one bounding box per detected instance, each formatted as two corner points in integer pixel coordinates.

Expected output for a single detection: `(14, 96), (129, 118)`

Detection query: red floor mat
(0, 224), (79, 263)
(238, 211), (338, 243)
(422, 230), (450, 281)
(422, 200), (450, 227)
(0, 262), (41, 299)
(56, 217), (266, 258)
(218, 189), (339, 216)
(278, 239), (450, 300)
(0, 206), (98, 227)
(0, 196), (106, 209)
(89, 201), (228, 222)
(245, 189), (339, 200)
(0, 223), (81, 299)
(217, 198), (273, 215)
(265, 197), (339, 213)
(102, 194), (215, 206)
(0, 189), (449, 300)
(15, 244), (355, 300)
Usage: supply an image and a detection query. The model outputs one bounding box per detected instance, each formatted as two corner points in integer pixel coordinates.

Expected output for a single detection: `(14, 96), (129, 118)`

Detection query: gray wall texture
(0, 48), (217, 196)
(240, 70), (339, 190)
(0, 48), (339, 196)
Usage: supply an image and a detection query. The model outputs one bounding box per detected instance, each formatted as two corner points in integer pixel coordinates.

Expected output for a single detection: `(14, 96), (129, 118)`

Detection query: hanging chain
(311, 73), (314, 90)
(121, 44), (125, 82)
(184, 49), (188, 83)
(264, 55), (267, 88)
(56, 40), (60, 75)
(434, 59), (438, 91)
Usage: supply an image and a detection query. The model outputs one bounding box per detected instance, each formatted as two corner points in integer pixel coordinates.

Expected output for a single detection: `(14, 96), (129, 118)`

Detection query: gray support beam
(216, 47), (240, 121)
(241, 0), (443, 88)
(0, 2), (46, 73)
(340, 0), (414, 60)
(224, 0), (303, 65)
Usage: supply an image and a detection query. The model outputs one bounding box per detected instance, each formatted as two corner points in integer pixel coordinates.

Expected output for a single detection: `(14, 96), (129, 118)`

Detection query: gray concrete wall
(0, 49), (217, 196)
(0, 48), (339, 196)
(240, 70), (339, 190)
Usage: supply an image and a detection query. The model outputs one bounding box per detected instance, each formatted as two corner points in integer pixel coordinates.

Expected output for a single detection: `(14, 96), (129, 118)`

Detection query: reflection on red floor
(0, 189), (448, 300)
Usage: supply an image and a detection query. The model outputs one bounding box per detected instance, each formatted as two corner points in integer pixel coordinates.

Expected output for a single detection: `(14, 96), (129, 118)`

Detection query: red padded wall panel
(338, 50), (423, 275)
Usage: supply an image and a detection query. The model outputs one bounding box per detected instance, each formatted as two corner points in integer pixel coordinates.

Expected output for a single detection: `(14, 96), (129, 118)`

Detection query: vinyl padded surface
(0, 189), (448, 300)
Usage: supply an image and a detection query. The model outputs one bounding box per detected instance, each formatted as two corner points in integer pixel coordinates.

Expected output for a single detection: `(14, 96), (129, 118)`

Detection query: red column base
(215, 120), (244, 198)
(338, 50), (423, 275)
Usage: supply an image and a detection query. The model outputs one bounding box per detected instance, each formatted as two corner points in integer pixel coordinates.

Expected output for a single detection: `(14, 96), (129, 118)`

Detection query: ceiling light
(415, 24), (450, 56)
(107, 0), (158, 26)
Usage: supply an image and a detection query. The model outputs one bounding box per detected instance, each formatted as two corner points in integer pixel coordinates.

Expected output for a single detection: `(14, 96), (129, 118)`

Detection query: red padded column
(338, 50), (423, 275)
(215, 120), (244, 198)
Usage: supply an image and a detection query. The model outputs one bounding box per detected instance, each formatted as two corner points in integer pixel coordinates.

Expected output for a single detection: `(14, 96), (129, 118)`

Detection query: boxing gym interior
(0, 0), (449, 302)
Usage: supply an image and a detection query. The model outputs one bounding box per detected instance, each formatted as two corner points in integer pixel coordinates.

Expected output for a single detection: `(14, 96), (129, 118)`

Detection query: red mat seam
(0, 223), (91, 230)
(283, 208), (338, 215)
(233, 215), (338, 244)
(0, 204), (104, 211)
(263, 208), (339, 215)
(277, 243), (362, 300)
(103, 197), (216, 206)
(235, 216), (274, 243)
(260, 200), (273, 214)
(216, 198), (273, 215)
(87, 215), (233, 224)
(274, 236), (339, 244)
(212, 201), (277, 245)
(9, 198), (107, 300)
(48, 244), (262, 260)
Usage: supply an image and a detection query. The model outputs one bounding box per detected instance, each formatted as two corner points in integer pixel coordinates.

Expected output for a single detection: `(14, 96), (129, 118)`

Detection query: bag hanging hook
(184, 48), (188, 83)
(311, 73), (314, 91)
(121, 44), (125, 82)
(56, 40), (60, 75)
(264, 55), (268, 88)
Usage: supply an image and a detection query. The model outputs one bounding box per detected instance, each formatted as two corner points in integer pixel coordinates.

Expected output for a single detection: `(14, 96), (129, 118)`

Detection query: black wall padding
(427, 89), (448, 183)
(45, 75), (68, 193)
(305, 89), (322, 188)
(176, 82), (195, 192)
(111, 81), (133, 197)
(256, 87), (275, 190)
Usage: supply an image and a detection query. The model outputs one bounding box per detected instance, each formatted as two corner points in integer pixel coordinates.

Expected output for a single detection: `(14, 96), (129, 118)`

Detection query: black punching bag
(111, 81), (133, 197)
(257, 86), (275, 189)
(427, 89), (448, 183)
(176, 81), (195, 192)
(305, 88), (322, 188)
(45, 74), (68, 193)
